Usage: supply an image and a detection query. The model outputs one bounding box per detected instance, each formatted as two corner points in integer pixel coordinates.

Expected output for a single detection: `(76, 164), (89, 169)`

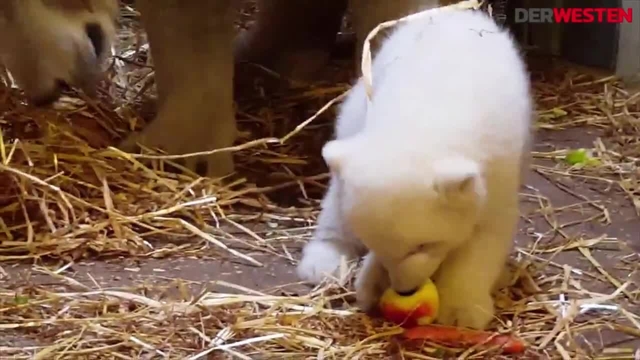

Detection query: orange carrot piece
(403, 324), (526, 354)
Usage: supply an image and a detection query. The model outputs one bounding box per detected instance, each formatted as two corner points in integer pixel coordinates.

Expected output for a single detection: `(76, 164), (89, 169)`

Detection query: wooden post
(615, 0), (640, 84)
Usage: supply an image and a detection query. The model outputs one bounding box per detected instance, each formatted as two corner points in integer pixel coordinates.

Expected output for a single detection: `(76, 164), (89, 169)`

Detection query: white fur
(297, 9), (533, 330)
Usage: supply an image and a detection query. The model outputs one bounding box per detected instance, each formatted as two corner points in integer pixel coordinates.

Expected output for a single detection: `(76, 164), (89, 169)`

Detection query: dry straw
(360, 0), (483, 99)
(0, 0), (639, 359)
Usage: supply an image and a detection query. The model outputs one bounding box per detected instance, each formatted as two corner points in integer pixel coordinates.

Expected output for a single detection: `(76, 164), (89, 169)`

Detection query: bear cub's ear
(322, 138), (357, 175)
(432, 157), (486, 205)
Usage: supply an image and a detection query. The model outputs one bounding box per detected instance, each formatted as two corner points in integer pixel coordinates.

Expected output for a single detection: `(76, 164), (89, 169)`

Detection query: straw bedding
(0, 1), (638, 358)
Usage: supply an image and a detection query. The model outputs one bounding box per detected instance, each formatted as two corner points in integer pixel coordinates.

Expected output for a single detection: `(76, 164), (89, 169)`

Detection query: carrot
(403, 324), (526, 354)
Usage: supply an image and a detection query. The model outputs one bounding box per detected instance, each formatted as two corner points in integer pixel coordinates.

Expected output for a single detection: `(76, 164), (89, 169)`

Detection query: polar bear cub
(296, 9), (533, 330)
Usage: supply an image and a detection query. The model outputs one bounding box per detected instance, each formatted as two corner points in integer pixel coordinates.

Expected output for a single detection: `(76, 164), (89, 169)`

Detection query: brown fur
(42, 0), (114, 12)
(0, 0), (118, 103)
(0, 0), (448, 176)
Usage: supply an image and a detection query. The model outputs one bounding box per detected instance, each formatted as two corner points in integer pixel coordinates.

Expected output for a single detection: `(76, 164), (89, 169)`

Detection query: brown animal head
(0, 0), (119, 105)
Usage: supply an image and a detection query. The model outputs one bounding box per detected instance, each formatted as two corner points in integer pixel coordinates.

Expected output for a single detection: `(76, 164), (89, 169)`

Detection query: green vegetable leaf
(564, 148), (601, 166)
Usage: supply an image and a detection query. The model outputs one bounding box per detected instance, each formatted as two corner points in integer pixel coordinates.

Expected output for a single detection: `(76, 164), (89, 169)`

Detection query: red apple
(379, 279), (439, 327)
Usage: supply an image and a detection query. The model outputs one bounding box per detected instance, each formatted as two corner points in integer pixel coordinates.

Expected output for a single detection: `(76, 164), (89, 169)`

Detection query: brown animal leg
(234, 0), (348, 81)
(122, 0), (236, 177)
